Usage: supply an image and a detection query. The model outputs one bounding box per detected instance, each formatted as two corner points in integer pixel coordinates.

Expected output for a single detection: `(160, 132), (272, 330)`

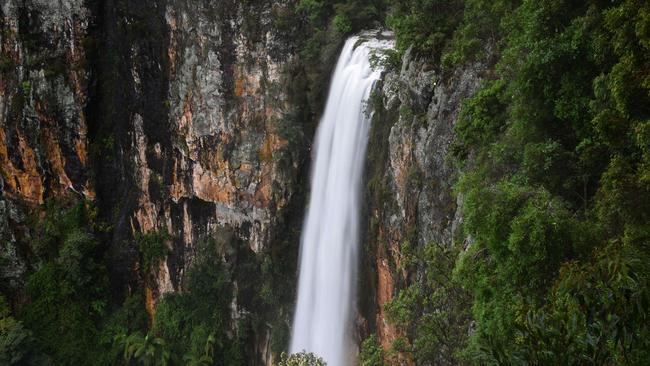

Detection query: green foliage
(115, 331), (171, 366)
(20, 201), (109, 365)
(153, 235), (241, 365)
(296, 0), (382, 36)
(453, 79), (507, 157)
(387, 0), (464, 60)
(384, 241), (471, 364)
(332, 13), (352, 35)
(98, 294), (149, 362)
(22, 248), (105, 364)
(28, 199), (93, 259)
(296, 0), (328, 23)
(2, 2), (648, 365)
(294, 0), (385, 66)
(272, 4), (300, 34)
(384, 284), (419, 328)
(513, 242), (650, 365)
(21, 81), (30, 98)
(136, 231), (171, 273)
(183, 334), (216, 366)
(272, 110), (306, 170)
(359, 335), (384, 366)
(43, 57), (68, 78)
(8, 201), (157, 365)
(277, 351), (326, 366)
(453, 0), (650, 363)
(0, 314), (43, 365)
(0, 296), (8, 318)
(442, 0), (517, 68)
(368, 48), (401, 72)
(0, 54), (13, 72)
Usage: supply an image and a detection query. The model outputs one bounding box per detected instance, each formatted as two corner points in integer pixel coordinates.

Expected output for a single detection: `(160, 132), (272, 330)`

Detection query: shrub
(136, 230), (171, 273)
(277, 351), (326, 366)
(359, 335), (384, 366)
(20, 202), (109, 365)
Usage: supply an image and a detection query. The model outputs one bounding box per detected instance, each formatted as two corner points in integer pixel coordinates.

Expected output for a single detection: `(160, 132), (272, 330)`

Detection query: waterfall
(290, 34), (394, 366)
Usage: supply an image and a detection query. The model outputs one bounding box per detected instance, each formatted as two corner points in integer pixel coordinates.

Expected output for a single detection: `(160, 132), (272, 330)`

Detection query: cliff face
(95, 0), (302, 301)
(360, 49), (486, 364)
(0, 0), (93, 292)
(1, 1), (309, 363)
(96, 2), (308, 361)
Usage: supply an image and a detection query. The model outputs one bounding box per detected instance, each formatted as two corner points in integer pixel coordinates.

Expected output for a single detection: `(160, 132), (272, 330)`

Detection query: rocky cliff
(1, 0), (93, 293)
(0, 0), (317, 363)
(96, 2), (314, 362)
(359, 50), (486, 364)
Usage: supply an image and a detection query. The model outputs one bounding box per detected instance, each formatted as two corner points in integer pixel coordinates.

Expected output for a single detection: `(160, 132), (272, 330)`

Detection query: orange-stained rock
(0, 129), (44, 204)
(376, 254), (395, 350)
(42, 125), (74, 195)
(191, 163), (236, 203)
(144, 285), (156, 326)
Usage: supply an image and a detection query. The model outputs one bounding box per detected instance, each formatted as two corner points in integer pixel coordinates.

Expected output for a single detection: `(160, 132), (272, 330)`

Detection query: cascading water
(290, 34), (394, 366)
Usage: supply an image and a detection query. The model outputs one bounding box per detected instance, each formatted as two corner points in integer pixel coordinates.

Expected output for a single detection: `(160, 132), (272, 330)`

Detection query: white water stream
(290, 34), (394, 366)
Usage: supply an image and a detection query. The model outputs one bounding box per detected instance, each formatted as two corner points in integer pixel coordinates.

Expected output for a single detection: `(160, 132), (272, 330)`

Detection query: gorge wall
(0, 1), (319, 363)
(0, 1), (481, 365)
(1, 0), (94, 293)
(358, 49), (485, 365)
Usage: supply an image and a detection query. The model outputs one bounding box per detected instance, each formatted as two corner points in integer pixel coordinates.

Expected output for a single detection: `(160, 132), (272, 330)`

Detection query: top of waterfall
(351, 31), (395, 59)
(357, 29), (395, 40)
(349, 32), (395, 75)
(353, 30), (395, 50)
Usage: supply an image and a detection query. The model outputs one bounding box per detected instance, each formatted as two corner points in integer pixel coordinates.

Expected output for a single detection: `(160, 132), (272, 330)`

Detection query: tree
(0, 317), (37, 365)
(183, 334), (216, 366)
(277, 351), (326, 366)
(116, 332), (170, 366)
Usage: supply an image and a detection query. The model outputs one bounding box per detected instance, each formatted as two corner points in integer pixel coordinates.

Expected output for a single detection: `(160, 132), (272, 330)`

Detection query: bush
(0, 316), (41, 365)
(154, 235), (240, 365)
(384, 241), (471, 365)
(20, 202), (109, 365)
(0, 54), (13, 72)
(387, 0), (464, 60)
(332, 14), (352, 35)
(359, 335), (384, 366)
(277, 351), (326, 366)
(136, 230), (171, 273)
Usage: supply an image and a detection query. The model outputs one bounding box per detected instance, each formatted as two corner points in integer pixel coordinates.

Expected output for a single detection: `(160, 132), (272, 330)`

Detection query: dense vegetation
(456, 0), (649, 363)
(0, 201), (246, 365)
(376, 0), (650, 365)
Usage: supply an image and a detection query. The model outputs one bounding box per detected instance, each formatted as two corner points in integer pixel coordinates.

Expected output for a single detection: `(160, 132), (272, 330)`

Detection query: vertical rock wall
(0, 0), (93, 294)
(88, 0), (309, 363)
(361, 49), (486, 364)
(1, 1), (309, 364)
